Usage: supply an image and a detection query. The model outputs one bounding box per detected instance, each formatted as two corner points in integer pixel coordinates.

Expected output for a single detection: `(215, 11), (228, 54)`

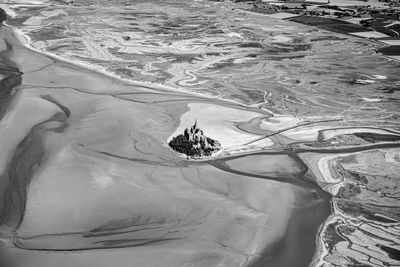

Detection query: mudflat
(0, 24), (331, 267)
(1, 0), (400, 266)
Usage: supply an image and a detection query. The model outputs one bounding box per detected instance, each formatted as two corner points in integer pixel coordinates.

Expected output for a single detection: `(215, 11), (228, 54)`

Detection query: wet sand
(0, 24), (334, 267)
(1, 5), (400, 265)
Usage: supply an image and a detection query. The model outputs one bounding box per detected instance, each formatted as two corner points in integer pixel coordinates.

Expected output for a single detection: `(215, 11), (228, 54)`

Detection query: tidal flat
(0, 1), (400, 267)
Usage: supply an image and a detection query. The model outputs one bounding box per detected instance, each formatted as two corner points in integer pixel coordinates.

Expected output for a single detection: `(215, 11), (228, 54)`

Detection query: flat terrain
(0, 1), (399, 266)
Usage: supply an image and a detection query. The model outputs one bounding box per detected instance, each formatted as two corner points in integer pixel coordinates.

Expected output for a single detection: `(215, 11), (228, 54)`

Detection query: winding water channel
(0, 1), (399, 267)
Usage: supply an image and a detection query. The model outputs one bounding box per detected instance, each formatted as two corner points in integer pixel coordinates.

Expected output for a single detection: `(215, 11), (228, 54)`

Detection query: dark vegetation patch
(353, 132), (400, 143)
(378, 46), (400, 56)
(0, 8), (6, 23)
(377, 245), (400, 260)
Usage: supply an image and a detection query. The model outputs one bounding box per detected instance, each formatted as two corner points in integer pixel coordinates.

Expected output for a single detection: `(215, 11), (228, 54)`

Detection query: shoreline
(7, 23), (268, 110)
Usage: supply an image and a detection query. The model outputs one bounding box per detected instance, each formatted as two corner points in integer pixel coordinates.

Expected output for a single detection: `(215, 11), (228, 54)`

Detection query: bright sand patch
(350, 31), (389, 39)
(168, 103), (272, 150)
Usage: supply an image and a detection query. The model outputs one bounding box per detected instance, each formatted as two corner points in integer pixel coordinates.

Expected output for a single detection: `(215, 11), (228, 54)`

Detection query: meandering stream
(0, 1), (399, 267)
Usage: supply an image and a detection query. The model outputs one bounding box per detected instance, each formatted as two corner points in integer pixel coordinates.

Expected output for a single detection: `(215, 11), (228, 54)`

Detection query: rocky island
(169, 121), (221, 158)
